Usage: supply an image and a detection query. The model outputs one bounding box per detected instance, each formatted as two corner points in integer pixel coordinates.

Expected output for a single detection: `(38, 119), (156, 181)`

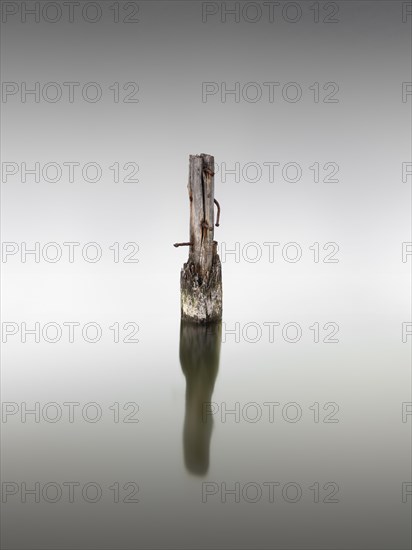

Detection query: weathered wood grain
(179, 153), (222, 323)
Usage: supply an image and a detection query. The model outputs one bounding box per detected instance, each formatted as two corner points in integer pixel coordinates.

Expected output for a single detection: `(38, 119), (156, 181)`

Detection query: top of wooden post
(188, 153), (215, 278)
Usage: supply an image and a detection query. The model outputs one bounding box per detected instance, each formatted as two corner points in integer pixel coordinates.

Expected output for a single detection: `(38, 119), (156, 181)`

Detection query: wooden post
(175, 154), (222, 323)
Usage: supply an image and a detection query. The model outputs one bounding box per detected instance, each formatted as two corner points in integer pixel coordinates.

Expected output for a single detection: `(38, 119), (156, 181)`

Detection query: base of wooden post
(180, 246), (222, 324)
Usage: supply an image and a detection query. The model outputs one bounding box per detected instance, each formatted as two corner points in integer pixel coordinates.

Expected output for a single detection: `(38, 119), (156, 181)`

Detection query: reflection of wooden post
(180, 321), (221, 476)
(177, 154), (222, 323)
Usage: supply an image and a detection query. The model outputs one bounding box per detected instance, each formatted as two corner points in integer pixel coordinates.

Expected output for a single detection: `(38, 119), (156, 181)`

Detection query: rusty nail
(173, 242), (192, 248)
(214, 199), (221, 227)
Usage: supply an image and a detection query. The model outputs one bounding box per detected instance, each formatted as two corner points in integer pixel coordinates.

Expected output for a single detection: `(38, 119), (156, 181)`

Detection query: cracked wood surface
(180, 153), (222, 323)
(188, 153), (215, 277)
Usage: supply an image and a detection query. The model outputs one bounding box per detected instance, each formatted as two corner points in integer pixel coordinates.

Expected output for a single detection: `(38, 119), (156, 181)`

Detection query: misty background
(1, 1), (411, 549)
